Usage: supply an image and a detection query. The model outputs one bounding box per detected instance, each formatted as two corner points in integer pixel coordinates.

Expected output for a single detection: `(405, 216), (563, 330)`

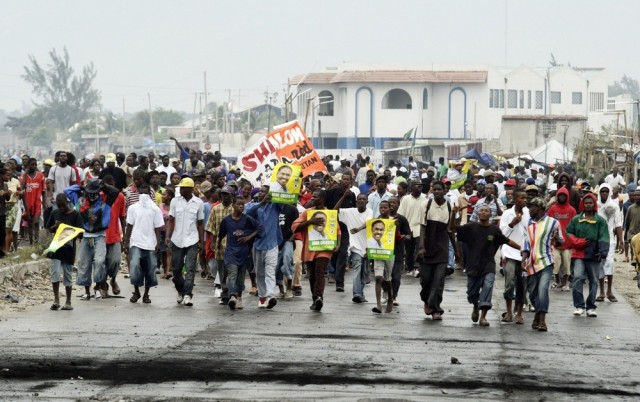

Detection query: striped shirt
(523, 214), (563, 276)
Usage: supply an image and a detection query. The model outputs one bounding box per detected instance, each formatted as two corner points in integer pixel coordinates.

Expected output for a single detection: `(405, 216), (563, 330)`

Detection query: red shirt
(105, 192), (126, 245)
(23, 172), (46, 213)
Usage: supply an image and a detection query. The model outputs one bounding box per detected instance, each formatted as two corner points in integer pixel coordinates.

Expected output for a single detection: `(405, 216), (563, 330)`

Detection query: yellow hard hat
(43, 159), (54, 166)
(179, 177), (195, 188)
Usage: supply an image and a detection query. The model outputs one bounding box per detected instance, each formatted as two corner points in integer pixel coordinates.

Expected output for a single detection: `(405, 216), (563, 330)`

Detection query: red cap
(505, 179), (516, 186)
(441, 178), (451, 184)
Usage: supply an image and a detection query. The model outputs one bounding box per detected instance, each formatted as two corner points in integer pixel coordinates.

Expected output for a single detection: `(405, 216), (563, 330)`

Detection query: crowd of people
(0, 142), (638, 332)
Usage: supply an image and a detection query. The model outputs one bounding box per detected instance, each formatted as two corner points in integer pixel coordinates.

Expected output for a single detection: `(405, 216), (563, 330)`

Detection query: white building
(290, 63), (632, 160)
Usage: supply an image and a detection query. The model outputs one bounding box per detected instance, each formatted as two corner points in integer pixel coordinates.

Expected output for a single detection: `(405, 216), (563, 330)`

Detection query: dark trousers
(405, 237), (418, 271)
(0, 215), (5, 257)
(391, 260), (404, 299)
(306, 257), (329, 300)
(331, 238), (349, 287)
(171, 243), (198, 296)
(419, 262), (447, 314)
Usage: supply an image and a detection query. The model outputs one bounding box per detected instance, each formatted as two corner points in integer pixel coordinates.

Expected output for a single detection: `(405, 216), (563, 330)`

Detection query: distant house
(290, 63), (632, 159)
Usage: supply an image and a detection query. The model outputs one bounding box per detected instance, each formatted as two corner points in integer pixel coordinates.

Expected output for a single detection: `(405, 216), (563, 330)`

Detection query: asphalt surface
(1, 265), (639, 401)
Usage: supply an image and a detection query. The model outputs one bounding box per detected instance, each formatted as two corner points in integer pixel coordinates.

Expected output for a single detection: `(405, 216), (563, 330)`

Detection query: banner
(238, 120), (326, 186)
(307, 209), (338, 251)
(269, 163), (302, 204)
(42, 223), (85, 256)
(447, 158), (473, 190)
(366, 218), (396, 260)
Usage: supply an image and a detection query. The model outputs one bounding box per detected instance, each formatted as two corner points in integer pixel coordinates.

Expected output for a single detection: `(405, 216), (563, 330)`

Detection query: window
(490, 89), (505, 108)
(508, 90), (517, 108)
(498, 89), (504, 108)
(519, 90), (524, 109)
(527, 91), (532, 109)
(542, 121), (556, 137)
(422, 88), (428, 110)
(590, 92), (604, 111)
(382, 88), (412, 109)
(550, 91), (561, 104)
(607, 99), (616, 111)
(572, 92), (582, 105)
(317, 90), (334, 116)
(535, 91), (543, 109)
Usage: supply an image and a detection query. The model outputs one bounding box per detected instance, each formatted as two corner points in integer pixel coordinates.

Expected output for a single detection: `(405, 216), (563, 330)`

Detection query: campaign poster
(269, 163), (302, 204)
(42, 223), (85, 256)
(238, 120), (326, 186)
(307, 209), (338, 251)
(366, 218), (395, 260)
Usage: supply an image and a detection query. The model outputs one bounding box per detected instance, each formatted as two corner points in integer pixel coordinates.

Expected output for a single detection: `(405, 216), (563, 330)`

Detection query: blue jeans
(225, 263), (246, 298)
(448, 240), (455, 268)
(331, 236), (350, 287)
(350, 252), (367, 298)
(76, 236), (107, 287)
(105, 242), (121, 279)
(526, 266), (553, 313)
(171, 243), (198, 296)
(129, 246), (158, 288)
(467, 272), (495, 309)
(276, 241), (294, 285)
(572, 258), (599, 310)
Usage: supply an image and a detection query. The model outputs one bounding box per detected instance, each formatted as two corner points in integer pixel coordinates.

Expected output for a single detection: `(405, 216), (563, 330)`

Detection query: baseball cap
(220, 185), (233, 194)
(86, 179), (101, 194)
(529, 197), (546, 209)
(199, 180), (212, 194)
(505, 179), (516, 186)
(179, 177), (195, 188)
(483, 169), (495, 177)
(525, 184), (540, 193)
(105, 153), (117, 164)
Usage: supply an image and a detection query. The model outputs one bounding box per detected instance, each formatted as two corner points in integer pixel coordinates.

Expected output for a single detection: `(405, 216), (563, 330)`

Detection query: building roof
(291, 70), (488, 85)
(502, 115), (587, 121)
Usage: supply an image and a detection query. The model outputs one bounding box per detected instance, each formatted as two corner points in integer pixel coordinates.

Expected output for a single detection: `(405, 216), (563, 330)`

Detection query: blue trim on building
(355, 86), (374, 147)
(447, 87), (467, 139)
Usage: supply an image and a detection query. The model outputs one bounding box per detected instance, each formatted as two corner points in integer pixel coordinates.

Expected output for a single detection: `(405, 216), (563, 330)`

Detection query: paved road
(1, 265), (639, 401)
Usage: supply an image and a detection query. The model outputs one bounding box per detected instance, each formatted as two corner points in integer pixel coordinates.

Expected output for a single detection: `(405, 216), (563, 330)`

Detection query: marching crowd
(1, 141), (638, 332)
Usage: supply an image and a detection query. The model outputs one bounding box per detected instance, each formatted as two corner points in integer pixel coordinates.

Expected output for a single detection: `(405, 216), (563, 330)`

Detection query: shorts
(371, 259), (392, 281)
(51, 259), (73, 287)
(5, 203), (16, 229)
(25, 203), (42, 219)
(552, 249), (571, 276)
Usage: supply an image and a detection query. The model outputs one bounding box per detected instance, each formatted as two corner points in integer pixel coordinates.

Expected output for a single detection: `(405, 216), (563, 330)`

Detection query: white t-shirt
(339, 207), (373, 257)
(604, 174), (626, 189)
(126, 194), (164, 250)
(47, 165), (77, 197)
(156, 164), (177, 184)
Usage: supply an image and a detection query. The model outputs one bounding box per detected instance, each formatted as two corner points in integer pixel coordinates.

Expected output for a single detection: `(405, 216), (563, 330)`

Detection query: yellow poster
(366, 218), (395, 261)
(42, 223), (85, 256)
(307, 209), (338, 251)
(269, 163), (302, 204)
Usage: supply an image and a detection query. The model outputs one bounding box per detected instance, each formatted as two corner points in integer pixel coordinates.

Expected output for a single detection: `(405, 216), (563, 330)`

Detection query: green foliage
(130, 107), (184, 136)
(609, 75), (640, 99)
(29, 127), (54, 147)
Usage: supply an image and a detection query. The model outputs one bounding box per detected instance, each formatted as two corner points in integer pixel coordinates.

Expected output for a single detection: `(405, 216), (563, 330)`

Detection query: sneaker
(411, 269), (419, 278)
(551, 282), (559, 290)
(258, 297), (267, 309)
(228, 296), (237, 310)
(573, 308), (585, 316)
(561, 285), (570, 292)
(309, 300), (317, 310)
(219, 299), (228, 305)
(277, 291), (285, 299)
(445, 267), (455, 276)
(176, 294), (184, 304)
(352, 295), (364, 304)
(528, 304), (535, 312)
(393, 299), (399, 306)
(479, 318), (490, 327)
(381, 297), (387, 305)
(236, 298), (243, 309)
(293, 287), (302, 296)
(314, 297), (323, 311)
(95, 290), (102, 300)
(471, 305), (479, 323)
(586, 309), (597, 317)
(405, 270), (415, 277)
(285, 289), (294, 300)
(267, 297), (277, 309)
(336, 286), (345, 292)
(183, 295), (193, 306)
(328, 274), (336, 284)
(213, 288), (222, 298)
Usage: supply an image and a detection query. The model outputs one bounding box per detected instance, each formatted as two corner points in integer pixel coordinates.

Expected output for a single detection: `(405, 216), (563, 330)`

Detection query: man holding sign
(367, 200), (396, 314)
(292, 189), (341, 312)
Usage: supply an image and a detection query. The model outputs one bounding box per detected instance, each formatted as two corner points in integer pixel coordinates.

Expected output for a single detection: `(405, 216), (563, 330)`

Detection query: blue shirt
(246, 202), (283, 250)
(358, 182), (373, 195)
(219, 214), (261, 266)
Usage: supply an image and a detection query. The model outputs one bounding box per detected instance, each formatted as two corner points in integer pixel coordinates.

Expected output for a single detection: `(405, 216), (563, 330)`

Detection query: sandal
(130, 292), (141, 303)
(142, 295), (151, 304)
(514, 315), (524, 325)
(61, 304), (73, 311)
(607, 294), (618, 302)
(50, 303), (60, 310)
(595, 296), (605, 302)
(501, 312), (513, 322)
(164, 273), (173, 280)
(80, 294), (91, 301)
(537, 323), (548, 332)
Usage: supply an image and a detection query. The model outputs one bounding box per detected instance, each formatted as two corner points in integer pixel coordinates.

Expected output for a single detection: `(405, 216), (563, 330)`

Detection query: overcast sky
(1, 0), (639, 115)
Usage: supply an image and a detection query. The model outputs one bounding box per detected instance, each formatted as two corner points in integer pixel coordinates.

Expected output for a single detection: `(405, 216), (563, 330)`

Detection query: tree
(609, 75), (640, 99)
(129, 107), (184, 136)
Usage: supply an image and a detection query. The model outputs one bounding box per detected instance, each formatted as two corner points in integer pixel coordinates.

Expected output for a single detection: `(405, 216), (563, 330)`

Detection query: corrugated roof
(502, 115), (587, 121)
(291, 70), (487, 85)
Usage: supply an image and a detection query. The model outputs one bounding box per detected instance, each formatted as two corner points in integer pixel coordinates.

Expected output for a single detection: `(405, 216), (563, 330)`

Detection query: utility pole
(148, 93), (156, 155)
(204, 71), (209, 143)
(229, 89), (234, 134)
(191, 92), (197, 139)
(122, 98), (126, 154)
(95, 106), (100, 153)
